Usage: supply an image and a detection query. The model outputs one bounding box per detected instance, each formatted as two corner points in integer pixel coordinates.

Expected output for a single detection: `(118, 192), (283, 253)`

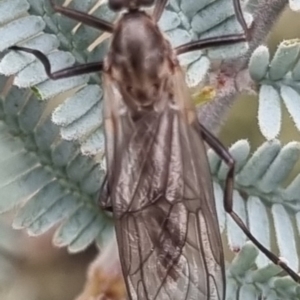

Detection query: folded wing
(103, 74), (225, 300)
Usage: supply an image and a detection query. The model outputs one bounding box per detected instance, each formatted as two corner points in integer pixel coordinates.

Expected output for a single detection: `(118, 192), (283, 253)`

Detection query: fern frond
(249, 40), (300, 139)
(0, 75), (111, 252)
(213, 140), (300, 270)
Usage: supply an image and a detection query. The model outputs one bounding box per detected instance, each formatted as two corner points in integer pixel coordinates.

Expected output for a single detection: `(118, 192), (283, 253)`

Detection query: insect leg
(152, 0), (168, 23)
(9, 46), (103, 79)
(176, 0), (251, 55)
(233, 0), (250, 39)
(199, 123), (300, 283)
(98, 174), (113, 212)
(49, 0), (114, 33)
(175, 33), (246, 55)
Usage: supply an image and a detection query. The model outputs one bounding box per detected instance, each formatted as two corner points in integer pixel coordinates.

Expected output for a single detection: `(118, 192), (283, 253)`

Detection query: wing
(103, 73), (225, 300)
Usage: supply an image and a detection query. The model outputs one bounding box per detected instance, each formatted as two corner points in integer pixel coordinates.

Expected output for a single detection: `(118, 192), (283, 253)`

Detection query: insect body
(103, 10), (226, 300)
(9, 0), (300, 299)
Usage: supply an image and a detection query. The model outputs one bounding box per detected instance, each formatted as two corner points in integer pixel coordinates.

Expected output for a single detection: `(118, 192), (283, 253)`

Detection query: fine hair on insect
(9, 0), (300, 299)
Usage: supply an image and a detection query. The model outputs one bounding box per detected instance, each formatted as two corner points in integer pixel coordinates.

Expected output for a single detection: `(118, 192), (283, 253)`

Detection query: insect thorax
(105, 10), (177, 113)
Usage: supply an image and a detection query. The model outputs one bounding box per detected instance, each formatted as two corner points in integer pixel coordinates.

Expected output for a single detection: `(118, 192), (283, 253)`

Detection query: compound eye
(108, 0), (124, 11)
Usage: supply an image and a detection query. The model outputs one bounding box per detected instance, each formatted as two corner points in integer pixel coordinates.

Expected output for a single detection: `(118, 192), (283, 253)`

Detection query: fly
(9, 0), (300, 299)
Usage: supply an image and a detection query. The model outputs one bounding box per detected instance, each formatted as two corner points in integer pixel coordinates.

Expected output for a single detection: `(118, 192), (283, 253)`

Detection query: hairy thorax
(104, 10), (177, 114)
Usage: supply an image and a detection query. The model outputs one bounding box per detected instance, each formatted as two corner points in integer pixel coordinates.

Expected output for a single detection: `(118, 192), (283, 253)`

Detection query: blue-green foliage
(249, 41), (300, 140)
(0, 0), (300, 299)
(0, 73), (113, 252)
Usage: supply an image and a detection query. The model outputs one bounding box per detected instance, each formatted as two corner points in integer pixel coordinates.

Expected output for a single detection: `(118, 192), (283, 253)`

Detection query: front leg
(175, 33), (246, 55)
(49, 0), (114, 33)
(9, 46), (103, 79)
(199, 123), (300, 283)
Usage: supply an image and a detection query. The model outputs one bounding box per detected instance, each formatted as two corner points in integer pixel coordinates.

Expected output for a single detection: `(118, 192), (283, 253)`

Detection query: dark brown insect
(9, 0), (300, 299)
